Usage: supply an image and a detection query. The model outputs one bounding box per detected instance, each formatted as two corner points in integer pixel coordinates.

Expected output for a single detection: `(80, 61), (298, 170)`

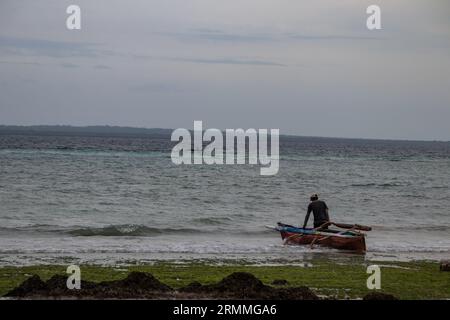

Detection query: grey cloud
(164, 57), (285, 67)
(285, 33), (381, 41)
(156, 29), (379, 44)
(60, 62), (79, 68)
(128, 83), (180, 93)
(0, 36), (101, 58)
(93, 64), (112, 70)
(134, 55), (285, 67)
(156, 29), (274, 43)
(0, 60), (42, 66)
(0, 60), (97, 70)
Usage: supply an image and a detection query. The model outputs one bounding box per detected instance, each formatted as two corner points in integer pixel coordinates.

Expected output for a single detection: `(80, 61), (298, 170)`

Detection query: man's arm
(324, 202), (330, 221)
(303, 205), (312, 228)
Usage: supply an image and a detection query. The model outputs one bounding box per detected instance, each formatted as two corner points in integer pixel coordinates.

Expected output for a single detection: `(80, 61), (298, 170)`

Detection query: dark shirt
(303, 200), (329, 228)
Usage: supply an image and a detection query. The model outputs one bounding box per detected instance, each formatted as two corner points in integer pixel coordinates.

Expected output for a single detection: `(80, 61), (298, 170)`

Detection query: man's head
(310, 193), (319, 201)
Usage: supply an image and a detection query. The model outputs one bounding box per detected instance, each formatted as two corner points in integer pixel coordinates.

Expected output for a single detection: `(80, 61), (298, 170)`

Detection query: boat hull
(280, 230), (366, 253)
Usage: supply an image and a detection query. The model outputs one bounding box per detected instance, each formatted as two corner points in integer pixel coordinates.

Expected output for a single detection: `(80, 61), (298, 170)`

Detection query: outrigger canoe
(269, 222), (371, 253)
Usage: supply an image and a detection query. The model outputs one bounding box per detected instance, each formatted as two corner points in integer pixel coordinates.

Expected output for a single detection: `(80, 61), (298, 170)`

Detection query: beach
(1, 259), (449, 299)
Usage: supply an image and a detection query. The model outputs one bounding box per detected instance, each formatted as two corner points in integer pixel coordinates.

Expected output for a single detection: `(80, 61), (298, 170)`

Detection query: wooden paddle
(332, 222), (372, 231)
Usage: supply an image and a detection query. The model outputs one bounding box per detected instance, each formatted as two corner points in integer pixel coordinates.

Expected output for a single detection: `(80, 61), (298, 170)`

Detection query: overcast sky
(1, 0), (449, 140)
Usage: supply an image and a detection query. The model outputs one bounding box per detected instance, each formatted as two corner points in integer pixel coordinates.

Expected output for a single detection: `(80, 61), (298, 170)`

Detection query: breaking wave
(0, 224), (277, 238)
(68, 225), (208, 237)
(0, 224), (209, 237)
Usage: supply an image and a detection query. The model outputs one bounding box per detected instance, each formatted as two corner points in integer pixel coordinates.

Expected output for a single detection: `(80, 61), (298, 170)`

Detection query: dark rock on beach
(271, 279), (289, 286)
(211, 272), (267, 293)
(362, 292), (398, 300)
(5, 272), (172, 299)
(5, 271), (318, 300)
(440, 261), (450, 272)
(101, 271), (172, 292)
(181, 272), (318, 300)
(179, 281), (203, 293)
(5, 275), (47, 297)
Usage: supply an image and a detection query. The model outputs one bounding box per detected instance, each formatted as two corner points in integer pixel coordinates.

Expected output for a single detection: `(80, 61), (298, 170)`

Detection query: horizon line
(0, 124), (449, 143)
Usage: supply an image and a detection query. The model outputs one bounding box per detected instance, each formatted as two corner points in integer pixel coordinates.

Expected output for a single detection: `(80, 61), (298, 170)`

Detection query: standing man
(303, 193), (330, 229)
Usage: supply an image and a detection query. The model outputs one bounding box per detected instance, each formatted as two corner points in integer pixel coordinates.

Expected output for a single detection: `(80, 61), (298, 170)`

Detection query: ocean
(0, 132), (449, 266)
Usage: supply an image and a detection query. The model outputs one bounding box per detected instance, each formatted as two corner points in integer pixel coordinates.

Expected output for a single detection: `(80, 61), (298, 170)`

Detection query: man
(303, 193), (330, 229)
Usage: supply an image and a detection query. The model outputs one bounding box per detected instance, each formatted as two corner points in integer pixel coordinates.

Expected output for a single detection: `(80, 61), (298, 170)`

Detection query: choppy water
(0, 133), (449, 266)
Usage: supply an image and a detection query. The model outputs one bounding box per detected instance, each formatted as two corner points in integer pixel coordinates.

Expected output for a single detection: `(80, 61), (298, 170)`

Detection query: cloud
(60, 62), (79, 68)
(285, 33), (381, 41)
(134, 55), (285, 67)
(0, 60), (42, 66)
(93, 64), (112, 70)
(156, 29), (274, 43)
(0, 36), (101, 58)
(164, 57), (285, 67)
(0, 60), (106, 70)
(156, 28), (380, 44)
(127, 83), (180, 93)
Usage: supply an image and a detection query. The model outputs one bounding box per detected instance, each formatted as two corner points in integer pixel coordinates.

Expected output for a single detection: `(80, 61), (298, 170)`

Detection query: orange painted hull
(280, 230), (366, 253)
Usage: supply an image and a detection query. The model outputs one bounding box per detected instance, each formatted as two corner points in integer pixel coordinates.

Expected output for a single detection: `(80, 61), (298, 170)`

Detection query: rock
(5, 271), (319, 300)
(440, 261), (450, 272)
(179, 281), (203, 293)
(212, 272), (267, 292)
(44, 274), (97, 296)
(275, 287), (319, 300)
(4, 272), (171, 298)
(5, 275), (47, 297)
(104, 272), (172, 292)
(271, 279), (289, 286)
(363, 292), (398, 300)
(180, 272), (319, 300)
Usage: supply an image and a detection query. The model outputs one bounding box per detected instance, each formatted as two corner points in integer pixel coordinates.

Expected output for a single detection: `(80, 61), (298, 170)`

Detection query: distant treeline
(0, 125), (173, 137)
(0, 125), (447, 143)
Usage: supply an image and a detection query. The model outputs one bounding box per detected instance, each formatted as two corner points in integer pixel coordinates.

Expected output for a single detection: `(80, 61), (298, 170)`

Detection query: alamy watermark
(66, 265), (81, 289)
(171, 121), (279, 176)
(366, 265), (381, 290)
(66, 5), (81, 30)
(366, 5), (382, 30)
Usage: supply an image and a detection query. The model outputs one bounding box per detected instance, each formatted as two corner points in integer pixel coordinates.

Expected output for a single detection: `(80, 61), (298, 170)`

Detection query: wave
(0, 224), (210, 237)
(2, 222), (449, 240)
(0, 223), (279, 238)
(350, 182), (407, 188)
(67, 225), (207, 237)
(191, 217), (233, 225)
(350, 183), (377, 187)
(373, 224), (450, 232)
(64, 225), (273, 237)
(0, 240), (448, 256)
(63, 224), (450, 238)
(0, 148), (168, 158)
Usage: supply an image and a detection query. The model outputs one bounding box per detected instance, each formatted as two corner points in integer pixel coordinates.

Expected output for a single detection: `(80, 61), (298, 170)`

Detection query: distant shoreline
(0, 125), (448, 143)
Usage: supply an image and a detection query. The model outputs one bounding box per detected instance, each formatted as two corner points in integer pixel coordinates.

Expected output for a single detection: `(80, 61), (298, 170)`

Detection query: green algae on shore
(0, 260), (448, 300)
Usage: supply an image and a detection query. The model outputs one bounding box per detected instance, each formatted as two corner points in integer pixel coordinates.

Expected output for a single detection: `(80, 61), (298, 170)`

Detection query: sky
(0, 0), (449, 140)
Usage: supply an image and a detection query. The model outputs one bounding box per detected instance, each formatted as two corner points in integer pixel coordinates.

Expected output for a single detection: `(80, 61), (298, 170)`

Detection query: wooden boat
(271, 222), (369, 253)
